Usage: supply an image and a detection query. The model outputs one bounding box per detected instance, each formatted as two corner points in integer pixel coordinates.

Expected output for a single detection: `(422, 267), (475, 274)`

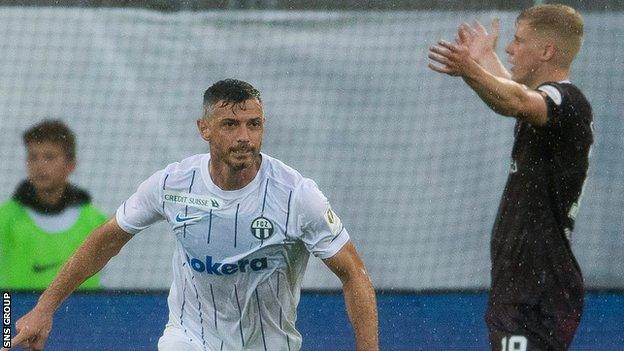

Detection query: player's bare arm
(324, 241), (379, 351)
(6, 218), (132, 351)
(428, 40), (548, 126)
(457, 19), (512, 80)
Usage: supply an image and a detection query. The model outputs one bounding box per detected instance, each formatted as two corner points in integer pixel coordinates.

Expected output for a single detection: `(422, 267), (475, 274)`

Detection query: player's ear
(197, 118), (211, 142)
(541, 42), (556, 62)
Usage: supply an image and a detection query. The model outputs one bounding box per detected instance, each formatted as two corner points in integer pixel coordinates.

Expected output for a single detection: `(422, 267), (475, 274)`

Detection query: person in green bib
(0, 120), (107, 290)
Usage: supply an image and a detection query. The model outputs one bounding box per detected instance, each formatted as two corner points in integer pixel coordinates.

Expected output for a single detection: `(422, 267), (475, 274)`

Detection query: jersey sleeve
(115, 170), (165, 235)
(292, 179), (350, 259)
(537, 83), (576, 129)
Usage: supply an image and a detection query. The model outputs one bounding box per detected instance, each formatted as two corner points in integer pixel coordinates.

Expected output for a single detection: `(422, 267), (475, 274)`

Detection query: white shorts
(157, 323), (205, 351)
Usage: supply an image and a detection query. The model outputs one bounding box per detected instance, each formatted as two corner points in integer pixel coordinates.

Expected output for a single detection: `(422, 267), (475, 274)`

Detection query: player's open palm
(4, 308), (53, 351)
(428, 40), (473, 77)
(457, 19), (500, 62)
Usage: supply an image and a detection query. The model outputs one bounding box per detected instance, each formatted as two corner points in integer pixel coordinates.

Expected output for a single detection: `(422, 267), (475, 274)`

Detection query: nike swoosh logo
(32, 262), (61, 274)
(175, 213), (202, 223)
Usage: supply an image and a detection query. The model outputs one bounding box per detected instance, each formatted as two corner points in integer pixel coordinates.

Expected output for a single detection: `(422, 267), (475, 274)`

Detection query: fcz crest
(250, 216), (274, 240)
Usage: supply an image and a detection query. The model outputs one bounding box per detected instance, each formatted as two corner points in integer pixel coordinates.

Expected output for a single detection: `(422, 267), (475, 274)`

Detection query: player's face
(505, 20), (544, 87)
(198, 98), (264, 171)
(26, 141), (75, 194)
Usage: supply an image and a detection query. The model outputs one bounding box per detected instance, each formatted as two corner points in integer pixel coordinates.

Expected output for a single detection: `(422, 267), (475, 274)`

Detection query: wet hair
(203, 79), (262, 114)
(23, 120), (76, 161)
(518, 4), (584, 66)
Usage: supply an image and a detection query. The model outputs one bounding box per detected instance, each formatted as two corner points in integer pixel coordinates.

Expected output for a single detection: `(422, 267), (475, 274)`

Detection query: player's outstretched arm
(4, 218), (132, 351)
(428, 40), (548, 126)
(457, 19), (511, 80)
(324, 241), (379, 351)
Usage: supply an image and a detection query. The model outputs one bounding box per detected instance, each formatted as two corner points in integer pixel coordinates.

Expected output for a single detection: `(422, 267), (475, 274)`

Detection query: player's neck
(528, 65), (570, 89)
(209, 156), (262, 191)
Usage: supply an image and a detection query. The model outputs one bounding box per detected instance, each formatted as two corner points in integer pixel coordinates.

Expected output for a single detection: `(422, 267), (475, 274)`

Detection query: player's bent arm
(323, 241), (379, 351)
(6, 218), (132, 351)
(462, 62), (548, 126)
(429, 41), (547, 126)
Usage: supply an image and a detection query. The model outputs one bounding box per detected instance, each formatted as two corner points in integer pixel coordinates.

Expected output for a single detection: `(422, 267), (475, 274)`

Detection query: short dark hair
(203, 79), (262, 109)
(23, 120), (76, 161)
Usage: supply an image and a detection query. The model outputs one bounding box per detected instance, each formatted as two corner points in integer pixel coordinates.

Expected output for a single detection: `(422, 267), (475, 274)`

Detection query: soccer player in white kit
(7, 79), (379, 351)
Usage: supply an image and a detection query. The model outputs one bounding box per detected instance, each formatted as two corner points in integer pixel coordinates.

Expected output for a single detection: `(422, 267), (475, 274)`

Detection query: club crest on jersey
(251, 216), (274, 240)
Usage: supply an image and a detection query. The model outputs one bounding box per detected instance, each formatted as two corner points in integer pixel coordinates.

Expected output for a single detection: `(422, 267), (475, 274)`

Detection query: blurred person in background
(429, 4), (592, 351)
(0, 120), (106, 290)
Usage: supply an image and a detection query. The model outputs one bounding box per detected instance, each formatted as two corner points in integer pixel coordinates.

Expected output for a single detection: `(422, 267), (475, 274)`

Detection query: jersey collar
(200, 152), (268, 200)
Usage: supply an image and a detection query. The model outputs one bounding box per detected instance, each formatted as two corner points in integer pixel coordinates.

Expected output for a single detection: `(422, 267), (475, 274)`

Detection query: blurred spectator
(0, 120), (107, 290)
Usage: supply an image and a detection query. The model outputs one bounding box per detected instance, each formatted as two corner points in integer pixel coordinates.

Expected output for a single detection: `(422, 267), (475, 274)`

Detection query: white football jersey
(116, 153), (349, 351)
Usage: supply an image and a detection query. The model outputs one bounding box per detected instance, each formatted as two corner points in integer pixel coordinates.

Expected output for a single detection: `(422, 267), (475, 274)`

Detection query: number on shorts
(501, 335), (527, 351)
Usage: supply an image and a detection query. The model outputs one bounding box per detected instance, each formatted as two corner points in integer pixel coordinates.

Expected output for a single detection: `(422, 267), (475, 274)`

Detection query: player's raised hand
(2, 308), (54, 351)
(458, 18), (500, 62)
(428, 40), (474, 77)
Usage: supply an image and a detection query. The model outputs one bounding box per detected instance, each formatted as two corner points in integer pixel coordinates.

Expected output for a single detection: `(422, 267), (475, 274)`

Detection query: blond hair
(518, 4), (584, 67)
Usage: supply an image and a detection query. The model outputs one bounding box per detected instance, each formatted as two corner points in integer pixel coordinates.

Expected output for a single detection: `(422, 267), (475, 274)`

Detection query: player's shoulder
(262, 153), (306, 190)
(261, 154), (328, 210)
(537, 81), (590, 108)
(164, 153), (207, 174)
(159, 153), (208, 189)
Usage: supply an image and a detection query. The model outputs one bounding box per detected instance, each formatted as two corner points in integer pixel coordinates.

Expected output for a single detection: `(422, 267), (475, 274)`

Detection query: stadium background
(1, 0), (622, 349)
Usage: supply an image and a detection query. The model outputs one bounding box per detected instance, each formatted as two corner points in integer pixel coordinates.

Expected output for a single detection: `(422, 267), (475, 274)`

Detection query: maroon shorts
(486, 303), (581, 351)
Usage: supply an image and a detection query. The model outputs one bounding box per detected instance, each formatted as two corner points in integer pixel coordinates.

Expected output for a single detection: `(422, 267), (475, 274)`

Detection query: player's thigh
(158, 324), (203, 351)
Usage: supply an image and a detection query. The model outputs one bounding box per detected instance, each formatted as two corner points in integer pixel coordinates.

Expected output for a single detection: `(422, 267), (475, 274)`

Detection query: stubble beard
(226, 149), (260, 171)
